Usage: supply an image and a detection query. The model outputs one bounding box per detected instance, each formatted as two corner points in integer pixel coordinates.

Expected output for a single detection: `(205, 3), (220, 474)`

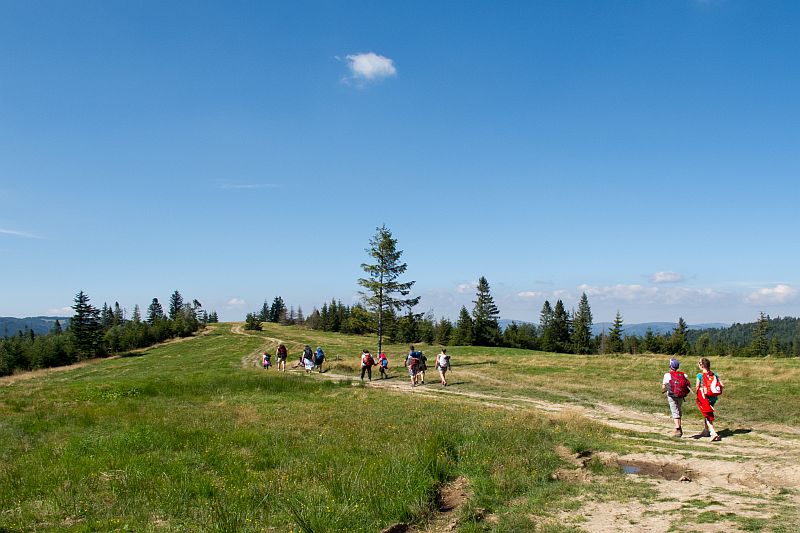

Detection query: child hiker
(378, 352), (389, 379)
(661, 358), (690, 437)
(262, 351), (272, 369)
(696, 357), (724, 441)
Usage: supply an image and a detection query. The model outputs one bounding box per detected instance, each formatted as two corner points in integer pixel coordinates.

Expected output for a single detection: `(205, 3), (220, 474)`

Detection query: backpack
(407, 355), (418, 368)
(667, 371), (689, 398)
(703, 373), (723, 397)
(380, 357), (388, 368)
(316, 349), (325, 362)
(364, 353), (375, 366)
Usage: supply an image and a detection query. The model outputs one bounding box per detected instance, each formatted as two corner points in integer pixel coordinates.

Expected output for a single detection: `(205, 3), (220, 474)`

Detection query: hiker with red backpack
(696, 357), (724, 441)
(662, 358), (691, 437)
(405, 346), (421, 387)
(360, 349), (375, 381)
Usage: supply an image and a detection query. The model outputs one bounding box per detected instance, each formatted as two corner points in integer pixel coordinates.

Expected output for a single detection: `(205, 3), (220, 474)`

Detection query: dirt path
(238, 331), (800, 532)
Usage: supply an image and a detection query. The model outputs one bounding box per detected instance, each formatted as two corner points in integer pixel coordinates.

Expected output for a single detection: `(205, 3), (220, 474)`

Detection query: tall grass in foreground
(1, 325), (625, 532)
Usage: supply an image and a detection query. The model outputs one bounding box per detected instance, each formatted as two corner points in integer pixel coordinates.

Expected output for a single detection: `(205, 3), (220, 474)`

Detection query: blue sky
(1, 0), (799, 325)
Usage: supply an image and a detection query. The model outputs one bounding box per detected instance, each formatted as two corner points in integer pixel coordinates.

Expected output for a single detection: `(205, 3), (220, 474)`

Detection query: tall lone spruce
(472, 276), (501, 346)
(358, 225), (419, 357)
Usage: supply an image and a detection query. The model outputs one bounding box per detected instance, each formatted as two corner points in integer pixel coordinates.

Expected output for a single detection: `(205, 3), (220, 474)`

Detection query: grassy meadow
(1, 323), (798, 532)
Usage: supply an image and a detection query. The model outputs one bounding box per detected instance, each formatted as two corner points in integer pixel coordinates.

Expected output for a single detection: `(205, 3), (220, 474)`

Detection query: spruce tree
(168, 290), (184, 320)
(472, 276), (501, 346)
(258, 299), (270, 322)
(269, 297), (286, 323)
(572, 292), (593, 354)
(452, 306), (475, 345)
(607, 311), (624, 353)
(147, 298), (164, 324)
(69, 290), (102, 359)
(208, 311), (219, 323)
(52, 319), (63, 335)
(244, 312), (262, 331)
(668, 317), (689, 355)
(358, 225), (419, 357)
(551, 300), (571, 352)
(434, 317), (453, 346)
(539, 300), (555, 352)
(131, 305), (142, 325)
(750, 312), (769, 356)
(113, 302), (124, 325)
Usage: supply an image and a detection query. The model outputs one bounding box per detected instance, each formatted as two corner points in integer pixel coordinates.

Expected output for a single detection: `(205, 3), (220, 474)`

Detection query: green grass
(0, 324), (632, 532)
(2, 322), (797, 531)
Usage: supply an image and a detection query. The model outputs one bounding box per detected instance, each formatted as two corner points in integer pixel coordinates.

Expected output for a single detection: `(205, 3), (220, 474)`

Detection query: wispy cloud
(227, 298), (246, 306)
(744, 284), (798, 305)
(651, 271), (685, 283)
(46, 306), (73, 316)
(342, 52), (397, 84)
(218, 183), (279, 190)
(0, 228), (43, 239)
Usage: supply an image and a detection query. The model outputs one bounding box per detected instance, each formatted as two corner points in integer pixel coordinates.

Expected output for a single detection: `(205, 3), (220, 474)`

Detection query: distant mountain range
(0, 316), (70, 337)
(498, 319), (728, 337)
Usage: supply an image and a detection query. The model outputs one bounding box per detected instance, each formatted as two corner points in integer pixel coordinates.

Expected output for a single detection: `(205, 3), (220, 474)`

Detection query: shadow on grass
(452, 360), (498, 367)
(718, 428), (753, 438)
(119, 351), (147, 358)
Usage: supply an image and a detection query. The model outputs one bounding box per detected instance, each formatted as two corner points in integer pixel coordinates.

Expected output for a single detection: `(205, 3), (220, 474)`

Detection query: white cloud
(578, 283), (725, 305)
(0, 228), (42, 239)
(651, 271), (684, 283)
(46, 306), (73, 316)
(344, 52), (397, 83)
(227, 298), (246, 306)
(518, 291), (545, 299)
(456, 281), (477, 294)
(744, 284), (799, 305)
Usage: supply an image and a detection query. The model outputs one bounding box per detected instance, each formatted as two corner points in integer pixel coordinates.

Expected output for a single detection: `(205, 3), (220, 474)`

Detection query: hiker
(360, 349), (375, 381)
(696, 357), (724, 441)
(378, 352), (389, 379)
(661, 358), (690, 437)
(436, 348), (450, 386)
(417, 351), (428, 384)
(262, 351), (272, 369)
(302, 346), (316, 373)
(296, 345), (314, 369)
(315, 347), (325, 373)
(405, 346), (420, 387)
(276, 344), (288, 372)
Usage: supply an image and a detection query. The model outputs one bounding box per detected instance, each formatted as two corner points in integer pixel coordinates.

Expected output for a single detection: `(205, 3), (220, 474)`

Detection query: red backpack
(668, 371), (690, 398)
(703, 372), (723, 397)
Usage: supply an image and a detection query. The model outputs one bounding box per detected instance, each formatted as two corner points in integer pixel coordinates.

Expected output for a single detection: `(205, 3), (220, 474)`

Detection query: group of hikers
(662, 357), (724, 441)
(261, 342), (452, 387)
(263, 342), (727, 442)
(358, 345), (451, 387)
(262, 343), (325, 373)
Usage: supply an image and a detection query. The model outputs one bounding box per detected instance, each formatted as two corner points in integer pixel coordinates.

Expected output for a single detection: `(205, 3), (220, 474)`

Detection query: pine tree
(269, 297), (286, 323)
(539, 300), (555, 352)
(101, 303), (113, 329)
(69, 290), (102, 359)
(668, 317), (689, 355)
(358, 225), (419, 357)
(113, 302), (124, 325)
(168, 290), (184, 320)
(551, 300), (571, 352)
(296, 306), (305, 324)
(471, 276), (501, 346)
(750, 312), (769, 356)
(147, 298), (164, 324)
(258, 299), (270, 322)
(244, 312), (262, 331)
(607, 311), (624, 353)
(572, 292), (593, 354)
(52, 319), (63, 335)
(208, 311), (219, 323)
(434, 317), (453, 346)
(452, 306), (475, 345)
(131, 305), (142, 325)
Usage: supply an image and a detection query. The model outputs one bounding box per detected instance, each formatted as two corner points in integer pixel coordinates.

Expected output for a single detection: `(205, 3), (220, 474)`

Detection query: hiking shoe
(698, 430), (711, 438)
(711, 435), (721, 442)
(671, 429), (683, 438)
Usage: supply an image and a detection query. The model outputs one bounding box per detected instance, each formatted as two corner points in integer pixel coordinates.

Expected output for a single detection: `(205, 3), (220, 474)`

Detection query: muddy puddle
(616, 459), (692, 481)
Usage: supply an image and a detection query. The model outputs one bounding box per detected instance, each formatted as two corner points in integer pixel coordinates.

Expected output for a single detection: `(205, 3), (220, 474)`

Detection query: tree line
(247, 225), (799, 358)
(0, 290), (217, 376)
